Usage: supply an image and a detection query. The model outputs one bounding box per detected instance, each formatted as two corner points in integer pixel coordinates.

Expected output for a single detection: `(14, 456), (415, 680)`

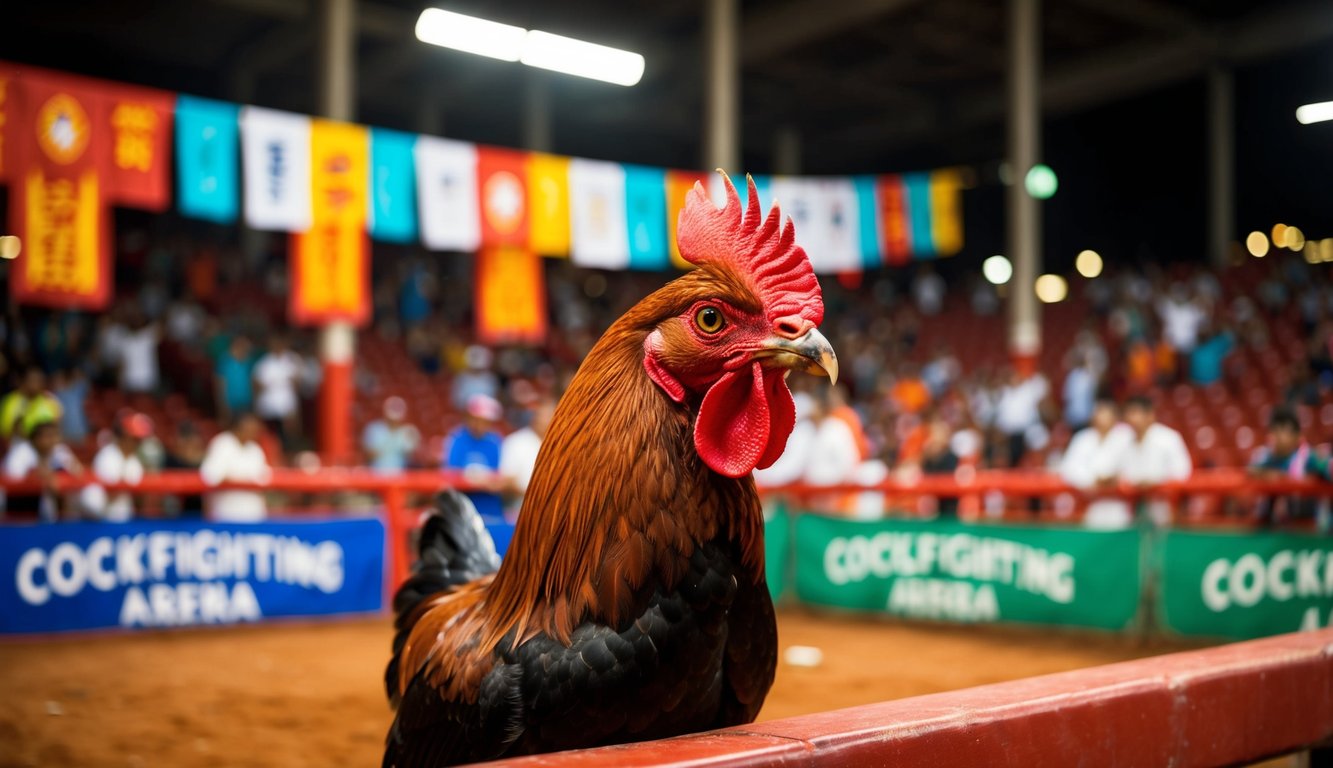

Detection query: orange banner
(7, 71), (111, 310)
(666, 170), (707, 269)
(103, 84), (174, 211)
(476, 247), (547, 345)
(879, 175), (911, 266)
(290, 119), (369, 326)
(477, 146), (529, 249)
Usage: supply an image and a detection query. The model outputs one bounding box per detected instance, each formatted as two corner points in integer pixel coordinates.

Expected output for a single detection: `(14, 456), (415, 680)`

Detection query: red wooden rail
(470, 628), (1333, 768)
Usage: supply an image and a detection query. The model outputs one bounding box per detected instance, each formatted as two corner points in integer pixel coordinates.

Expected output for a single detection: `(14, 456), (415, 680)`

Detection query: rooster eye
(694, 306), (726, 334)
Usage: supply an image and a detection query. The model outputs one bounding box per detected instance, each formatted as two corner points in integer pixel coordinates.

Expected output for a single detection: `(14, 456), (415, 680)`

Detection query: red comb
(676, 173), (824, 326)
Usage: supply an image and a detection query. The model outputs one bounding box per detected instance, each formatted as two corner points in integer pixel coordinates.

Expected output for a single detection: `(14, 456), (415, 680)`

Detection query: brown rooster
(384, 174), (837, 767)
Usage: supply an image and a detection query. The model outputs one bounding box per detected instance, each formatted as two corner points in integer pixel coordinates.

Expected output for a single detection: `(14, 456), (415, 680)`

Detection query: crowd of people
(0, 224), (1330, 529)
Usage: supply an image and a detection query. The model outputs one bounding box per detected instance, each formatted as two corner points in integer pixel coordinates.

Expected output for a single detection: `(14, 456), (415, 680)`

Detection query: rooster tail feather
(384, 489), (501, 702)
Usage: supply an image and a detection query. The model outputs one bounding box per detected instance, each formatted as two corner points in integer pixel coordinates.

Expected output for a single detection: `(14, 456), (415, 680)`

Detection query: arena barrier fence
(469, 628), (1333, 768)
(1, 469), (1331, 638)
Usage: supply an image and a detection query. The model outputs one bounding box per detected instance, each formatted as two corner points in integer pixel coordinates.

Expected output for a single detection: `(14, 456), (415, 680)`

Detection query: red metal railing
(470, 628), (1333, 767)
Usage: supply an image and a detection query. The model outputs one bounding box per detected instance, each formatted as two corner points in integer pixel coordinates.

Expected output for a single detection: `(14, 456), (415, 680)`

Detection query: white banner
(415, 137), (480, 252)
(568, 159), (629, 270)
(239, 106), (312, 232)
(817, 178), (862, 273)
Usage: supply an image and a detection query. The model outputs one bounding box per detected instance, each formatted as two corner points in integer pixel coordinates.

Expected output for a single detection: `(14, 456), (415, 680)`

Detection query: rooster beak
(755, 328), (839, 385)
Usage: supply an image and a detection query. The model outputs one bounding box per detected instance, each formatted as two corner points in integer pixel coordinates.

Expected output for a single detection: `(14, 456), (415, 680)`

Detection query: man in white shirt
(1116, 395), (1193, 526)
(994, 368), (1050, 468)
(1157, 285), (1206, 355)
(253, 336), (303, 449)
(80, 413), (150, 522)
(1059, 399), (1133, 529)
(200, 413), (272, 522)
(754, 393), (817, 488)
(118, 316), (161, 394)
(499, 399), (557, 517)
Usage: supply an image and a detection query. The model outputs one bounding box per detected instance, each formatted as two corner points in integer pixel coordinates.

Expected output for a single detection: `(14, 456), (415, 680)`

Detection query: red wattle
(755, 368), (795, 470)
(695, 362), (796, 478)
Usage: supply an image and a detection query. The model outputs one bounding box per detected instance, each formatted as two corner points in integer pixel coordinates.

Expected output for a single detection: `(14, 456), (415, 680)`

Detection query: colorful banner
(854, 175), (882, 270)
(475, 247), (547, 345)
(568, 158), (629, 270)
(666, 170), (707, 269)
(1158, 530), (1333, 640)
(818, 177), (862, 274)
(103, 84), (174, 211)
(0, 518), (384, 634)
(477, 147), (529, 249)
(7, 71), (112, 310)
(526, 152), (570, 256)
(290, 119), (370, 326)
(240, 106), (311, 232)
(416, 136), (480, 252)
(793, 515), (1142, 631)
(624, 165), (668, 270)
(903, 172), (935, 258)
(368, 128), (417, 243)
(929, 168), (964, 257)
(879, 175), (911, 265)
(175, 95), (240, 224)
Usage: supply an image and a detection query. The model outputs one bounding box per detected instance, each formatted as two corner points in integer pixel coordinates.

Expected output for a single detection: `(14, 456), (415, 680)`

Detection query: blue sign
(624, 165), (669, 270)
(0, 517), (385, 634)
(369, 128), (419, 243)
(175, 96), (240, 224)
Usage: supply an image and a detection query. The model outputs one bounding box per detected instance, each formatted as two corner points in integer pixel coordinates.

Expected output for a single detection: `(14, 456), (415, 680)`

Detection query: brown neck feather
(480, 276), (765, 650)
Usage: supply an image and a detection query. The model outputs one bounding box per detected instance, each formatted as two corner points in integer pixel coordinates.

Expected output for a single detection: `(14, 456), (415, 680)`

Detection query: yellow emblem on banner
(292, 119), (370, 324)
(35, 93), (90, 166)
(477, 247), (546, 344)
(526, 153), (570, 256)
(23, 170), (100, 294)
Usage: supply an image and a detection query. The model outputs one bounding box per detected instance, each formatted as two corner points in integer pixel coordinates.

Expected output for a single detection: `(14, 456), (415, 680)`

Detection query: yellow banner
(929, 168), (964, 257)
(22, 170), (102, 297)
(476, 247), (547, 344)
(526, 153), (570, 256)
(291, 119), (369, 325)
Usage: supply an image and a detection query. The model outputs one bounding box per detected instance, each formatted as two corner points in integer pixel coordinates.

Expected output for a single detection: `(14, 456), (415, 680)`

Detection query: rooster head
(642, 172), (837, 478)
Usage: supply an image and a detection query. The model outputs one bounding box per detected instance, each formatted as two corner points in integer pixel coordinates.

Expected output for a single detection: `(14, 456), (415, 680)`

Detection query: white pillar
(704, 0), (740, 172)
(1006, 0), (1041, 369)
(1207, 67), (1234, 268)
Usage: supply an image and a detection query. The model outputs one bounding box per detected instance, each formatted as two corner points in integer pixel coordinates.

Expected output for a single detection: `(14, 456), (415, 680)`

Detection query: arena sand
(0, 609), (1211, 767)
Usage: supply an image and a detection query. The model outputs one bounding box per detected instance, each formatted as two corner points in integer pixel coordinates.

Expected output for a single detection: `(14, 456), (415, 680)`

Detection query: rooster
(384, 174), (837, 767)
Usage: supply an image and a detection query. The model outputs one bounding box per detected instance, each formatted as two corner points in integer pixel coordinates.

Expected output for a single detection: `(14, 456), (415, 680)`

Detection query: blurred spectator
(1249, 407), (1331, 528)
(363, 396), (420, 475)
(0, 367), (61, 442)
(443, 394), (504, 520)
(215, 336), (255, 422)
(3, 420), (81, 522)
(890, 364), (931, 415)
(993, 368), (1050, 468)
(165, 297), (206, 346)
(1189, 324), (1234, 386)
(921, 347), (959, 399)
(51, 368), (90, 443)
(452, 346), (500, 411)
(1060, 399), (1133, 529)
(805, 393), (860, 487)
(253, 335), (304, 449)
(918, 417), (960, 518)
(754, 392), (817, 487)
(93, 311), (129, 387)
(79, 413), (150, 522)
(117, 312), (161, 394)
(1157, 284), (1206, 358)
(201, 412), (271, 522)
(1061, 354), (1098, 432)
(1116, 395), (1192, 525)
(499, 398), (556, 515)
(912, 267), (945, 316)
(164, 421), (207, 516)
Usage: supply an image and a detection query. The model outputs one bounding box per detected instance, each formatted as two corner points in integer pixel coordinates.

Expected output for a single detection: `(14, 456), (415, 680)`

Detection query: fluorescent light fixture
(521, 30), (645, 86)
(1296, 101), (1333, 125)
(415, 8), (644, 86)
(415, 8), (526, 62)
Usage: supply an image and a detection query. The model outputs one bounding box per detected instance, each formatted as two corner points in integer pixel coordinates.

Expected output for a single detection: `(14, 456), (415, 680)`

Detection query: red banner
(7, 71), (111, 310)
(0, 65), (16, 183)
(477, 147), (529, 249)
(879, 175), (911, 266)
(103, 84), (174, 211)
(475, 247), (547, 345)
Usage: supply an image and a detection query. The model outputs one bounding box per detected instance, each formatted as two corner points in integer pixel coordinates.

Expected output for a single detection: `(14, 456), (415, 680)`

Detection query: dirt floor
(0, 610), (1208, 768)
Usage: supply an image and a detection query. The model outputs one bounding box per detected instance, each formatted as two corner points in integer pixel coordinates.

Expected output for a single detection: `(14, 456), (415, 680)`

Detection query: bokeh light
(1321, 239), (1333, 263)
(0, 236), (19, 260)
(982, 255), (1013, 285)
(1034, 274), (1068, 303)
(1284, 226), (1305, 251)
(1271, 223), (1288, 244)
(1024, 164), (1058, 200)
(1245, 231), (1269, 258)
(1075, 249), (1103, 278)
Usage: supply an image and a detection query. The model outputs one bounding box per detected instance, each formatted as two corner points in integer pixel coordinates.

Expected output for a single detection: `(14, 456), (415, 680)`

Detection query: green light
(1025, 164), (1058, 200)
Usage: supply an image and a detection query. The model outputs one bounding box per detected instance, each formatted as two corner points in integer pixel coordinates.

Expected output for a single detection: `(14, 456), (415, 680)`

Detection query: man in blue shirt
(443, 394), (505, 523)
(1249, 406), (1331, 529)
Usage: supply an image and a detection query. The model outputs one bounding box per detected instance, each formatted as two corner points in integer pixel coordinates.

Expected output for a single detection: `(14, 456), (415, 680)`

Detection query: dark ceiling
(5, 0), (1331, 174)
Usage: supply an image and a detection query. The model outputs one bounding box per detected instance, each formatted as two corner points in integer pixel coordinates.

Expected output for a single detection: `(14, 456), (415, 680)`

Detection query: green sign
(792, 515), (1142, 631)
(1159, 530), (1333, 640)
(764, 507), (790, 601)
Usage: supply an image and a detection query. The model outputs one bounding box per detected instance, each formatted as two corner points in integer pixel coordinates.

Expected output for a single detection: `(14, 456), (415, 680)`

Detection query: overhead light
(982, 255), (1012, 285)
(1035, 274), (1068, 303)
(415, 8), (644, 86)
(415, 8), (526, 62)
(1075, 249), (1103, 278)
(1246, 231), (1269, 258)
(1296, 101), (1333, 125)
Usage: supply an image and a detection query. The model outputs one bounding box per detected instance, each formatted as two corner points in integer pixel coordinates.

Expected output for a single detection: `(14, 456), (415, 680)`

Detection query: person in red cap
(442, 394), (505, 521)
(80, 412), (150, 522)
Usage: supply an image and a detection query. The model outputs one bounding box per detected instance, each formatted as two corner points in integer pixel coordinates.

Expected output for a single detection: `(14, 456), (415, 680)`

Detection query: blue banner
(854, 175), (882, 269)
(624, 165), (669, 270)
(175, 96), (240, 224)
(0, 517), (384, 634)
(369, 128), (419, 243)
(903, 172), (935, 258)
